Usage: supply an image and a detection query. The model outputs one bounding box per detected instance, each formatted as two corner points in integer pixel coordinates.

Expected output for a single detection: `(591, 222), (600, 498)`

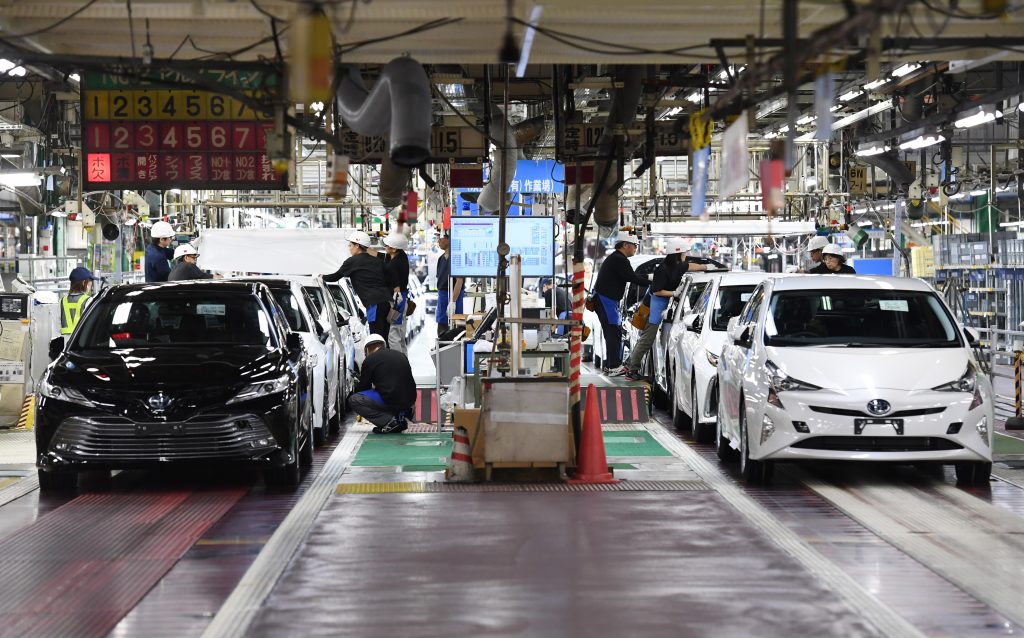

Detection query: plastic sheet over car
(195, 228), (357, 276)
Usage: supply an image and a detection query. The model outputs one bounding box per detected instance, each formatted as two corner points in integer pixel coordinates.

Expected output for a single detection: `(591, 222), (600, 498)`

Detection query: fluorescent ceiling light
(857, 220), (874, 227)
(864, 78), (888, 91)
(911, 220), (949, 227)
(0, 59), (13, 74)
(839, 89), (863, 102)
(999, 221), (1024, 228)
(796, 114), (816, 126)
(830, 104), (842, 112)
(69, 73), (80, 83)
(686, 91), (702, 104)
(954, 104), (1002, 129)
(969, 189), (988, 196)
(0, 153), (20, 159)
(832, 99), (895, 131)
(855, 141), (890, 157)
(1019, 102), (1024, 113)
(778, 124), (790, 133)
(891, 63), (922, 78)
(0, 171), (40, 186)
(898, 134), (945, 150)
(948, 192), (968, 201)
(8, 66), (25, 77)
(756, 97), (787, 119)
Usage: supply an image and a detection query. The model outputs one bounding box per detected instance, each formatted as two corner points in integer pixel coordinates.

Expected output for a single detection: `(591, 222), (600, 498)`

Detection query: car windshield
(711, 285), (756, 331)
(271, 290), (307, 332)
(74, 292), (275, 349)
(765, 289), (961, 347)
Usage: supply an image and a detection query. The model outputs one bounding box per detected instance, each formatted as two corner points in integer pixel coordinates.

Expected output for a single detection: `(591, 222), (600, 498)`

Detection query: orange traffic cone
(568, 384), (619, 484)
(446, 426), (475, 482)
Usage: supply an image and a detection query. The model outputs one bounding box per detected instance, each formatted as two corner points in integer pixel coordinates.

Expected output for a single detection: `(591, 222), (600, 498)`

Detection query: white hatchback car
(717, 275), (994, 485)
(670, 272), (773, 442)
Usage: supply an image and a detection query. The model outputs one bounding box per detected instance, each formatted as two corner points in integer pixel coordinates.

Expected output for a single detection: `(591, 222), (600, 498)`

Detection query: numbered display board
(450, 216), (555, 278)
(560, 121), (689, 158)
(337, 126), (488, 163)
(81, 67), (287, 190)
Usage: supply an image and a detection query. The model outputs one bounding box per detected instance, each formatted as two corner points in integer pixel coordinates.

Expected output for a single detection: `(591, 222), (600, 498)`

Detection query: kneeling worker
(812, 244), (857, 274)
(348, 334), (417, 434)
(168, 244), (213, 281)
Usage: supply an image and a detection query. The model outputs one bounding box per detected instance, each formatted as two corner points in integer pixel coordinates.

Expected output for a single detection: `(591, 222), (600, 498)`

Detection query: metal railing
(975, 326), (1024, 420)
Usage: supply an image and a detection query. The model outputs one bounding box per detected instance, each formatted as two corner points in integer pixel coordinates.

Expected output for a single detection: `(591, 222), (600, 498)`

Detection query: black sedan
(36, 281), (314, 491)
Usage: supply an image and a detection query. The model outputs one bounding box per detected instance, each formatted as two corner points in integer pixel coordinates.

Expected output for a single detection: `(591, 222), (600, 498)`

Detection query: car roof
(230, 276), (299, 292)
(108, 280), (262, 296)
(715, 271), (776, 286)
(768, 275), (935, 292)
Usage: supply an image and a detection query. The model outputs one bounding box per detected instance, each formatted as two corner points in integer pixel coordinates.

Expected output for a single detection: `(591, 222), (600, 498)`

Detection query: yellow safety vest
(60, 294), (90, 335)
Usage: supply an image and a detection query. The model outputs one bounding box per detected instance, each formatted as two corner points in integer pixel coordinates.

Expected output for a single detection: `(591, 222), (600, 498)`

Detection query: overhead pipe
(478, 113), (522, 214)
(336, 56), (432, 168)
(592, 66), (644, 229)
(378, 153), (411, 210)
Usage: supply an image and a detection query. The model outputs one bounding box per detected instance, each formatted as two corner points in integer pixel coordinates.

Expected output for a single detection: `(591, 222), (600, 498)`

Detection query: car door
(678, 279), (716, 416)
(719, 283), (767, 444)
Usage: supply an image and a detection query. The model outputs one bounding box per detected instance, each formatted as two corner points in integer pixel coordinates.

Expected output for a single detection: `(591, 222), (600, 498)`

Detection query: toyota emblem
(866, 399), (891, 416)
(147, 392), (172, 412)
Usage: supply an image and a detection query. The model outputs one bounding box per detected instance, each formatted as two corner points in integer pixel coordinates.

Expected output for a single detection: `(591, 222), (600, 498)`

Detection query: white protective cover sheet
(195, 228), (356, 275)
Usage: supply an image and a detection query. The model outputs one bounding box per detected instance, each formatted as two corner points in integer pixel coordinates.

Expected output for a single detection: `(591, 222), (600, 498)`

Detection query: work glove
(447, 301), (456, 318)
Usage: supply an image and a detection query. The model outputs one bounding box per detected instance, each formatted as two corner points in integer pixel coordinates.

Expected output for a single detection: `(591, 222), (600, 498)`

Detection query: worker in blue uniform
(435, 232), (464, 335)
(144, 221), (176, 283)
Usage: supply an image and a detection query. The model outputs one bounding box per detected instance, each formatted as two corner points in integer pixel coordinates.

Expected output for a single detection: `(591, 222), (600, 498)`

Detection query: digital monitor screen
(450, 216), (555, 278)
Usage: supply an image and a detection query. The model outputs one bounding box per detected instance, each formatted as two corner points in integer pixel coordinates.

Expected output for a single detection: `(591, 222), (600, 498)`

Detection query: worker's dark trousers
(369, 302), (391, 342)
(348, 393), (398, 428)
(594, 300), (623, 369)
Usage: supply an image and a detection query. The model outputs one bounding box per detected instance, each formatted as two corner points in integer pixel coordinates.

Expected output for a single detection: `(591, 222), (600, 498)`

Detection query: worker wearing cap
(145, 221), (176, 283)
(382, 232), (411, 353)
(593, 231), (650, 374)
(348, 334), (417, 434)
(813, 244), (857, 274)
(435, 232), (465, 334)
(168, 243), (213, 282)
(803, 235), (830, 273)
(60, 266), (98, 335)
(323, 230), (393, 340)
(623, 238), (710, 379)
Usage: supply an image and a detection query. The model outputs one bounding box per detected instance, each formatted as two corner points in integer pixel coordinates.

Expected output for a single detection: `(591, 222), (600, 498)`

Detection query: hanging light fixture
(855, 141), (890, 157)
(891, 63), (922, 78)
(898, 131), (945, 151)
(954, 104), (1003, 129)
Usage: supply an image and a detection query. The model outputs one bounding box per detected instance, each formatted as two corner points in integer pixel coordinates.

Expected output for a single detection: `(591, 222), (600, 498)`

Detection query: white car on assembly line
(670, 271), (773, 442)
(716, 275), (994, 485)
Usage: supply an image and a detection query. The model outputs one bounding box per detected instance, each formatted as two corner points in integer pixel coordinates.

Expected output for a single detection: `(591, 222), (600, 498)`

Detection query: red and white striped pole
(569, 258), (586, 450)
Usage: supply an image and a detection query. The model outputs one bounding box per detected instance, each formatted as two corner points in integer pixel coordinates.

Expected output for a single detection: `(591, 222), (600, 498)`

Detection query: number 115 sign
(81, 67), (288, 190)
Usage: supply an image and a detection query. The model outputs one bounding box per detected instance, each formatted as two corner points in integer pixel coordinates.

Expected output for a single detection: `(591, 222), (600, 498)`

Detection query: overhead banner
(719, 112), (749, 199)
(195, 228), (356, 275)
(690, 146), (711, 217)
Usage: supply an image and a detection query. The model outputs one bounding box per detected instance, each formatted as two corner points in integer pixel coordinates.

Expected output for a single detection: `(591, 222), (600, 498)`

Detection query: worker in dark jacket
(810, 244), (857, 274)
(593, 231), (649, 374)
(382, 232), (411, 353)
(323, 230), (393, 341)
(348, 334), (417, 434)
(623, 238), (710, 379)
(168, 244), (213, 281)
(144, 221), (176, 283)
(435, 232), (465, 334)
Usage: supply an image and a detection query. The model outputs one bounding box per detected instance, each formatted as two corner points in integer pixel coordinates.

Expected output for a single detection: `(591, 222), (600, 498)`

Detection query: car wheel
(38, 468), (77, 492)
(314, 379), (328, 447)
(652, 355), (670, 411)
(300, 393), (315, 467)
(739, 401), (774, 484)
(954, 461), (992, 486)
(330, 371), (344, 435)
(671, 385), (691, 430)
(691, 383), (711, 444)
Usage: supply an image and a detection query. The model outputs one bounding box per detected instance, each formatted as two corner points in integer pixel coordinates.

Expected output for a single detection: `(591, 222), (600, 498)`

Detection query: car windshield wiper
(906, 341), (958, 348)
(815, 342), (884, 348)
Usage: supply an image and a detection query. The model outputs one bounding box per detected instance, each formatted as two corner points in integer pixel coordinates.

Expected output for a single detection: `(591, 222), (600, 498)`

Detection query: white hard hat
(382, 233), (409, 250)
(807, 235), (829, 252)
(151, 221), (175, 238)
(665, 237), (690, 254)
(363, 334), (386, 349)
(348, 230), (373, 248)
(821, 244), (845, 259)
(616, 231), (640, 246)
(173, 243), (199, 260)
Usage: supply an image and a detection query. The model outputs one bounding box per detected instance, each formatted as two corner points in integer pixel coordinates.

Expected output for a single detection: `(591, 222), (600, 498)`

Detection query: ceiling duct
(857, 150), (914, 190)
(478, 113), (522, 214)
(378, 152), (410, 210)
(592, 66), (644, 229)
(336, 57), (432, 168)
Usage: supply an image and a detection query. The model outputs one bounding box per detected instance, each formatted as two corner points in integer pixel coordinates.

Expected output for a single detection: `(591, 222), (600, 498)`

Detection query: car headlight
(932, 363), (977, 393)
(706, 350), (719, 367)
(38, 375), (95, 408)
(227, 375), (291, 405)
(766, 360), (820, 408)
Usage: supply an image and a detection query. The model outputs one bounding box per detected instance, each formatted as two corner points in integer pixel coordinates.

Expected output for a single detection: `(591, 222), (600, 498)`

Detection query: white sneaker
(605, 366), (629, 377)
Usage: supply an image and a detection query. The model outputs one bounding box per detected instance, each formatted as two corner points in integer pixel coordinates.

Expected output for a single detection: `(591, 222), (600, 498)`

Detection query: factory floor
(1, 323), (1024, 637)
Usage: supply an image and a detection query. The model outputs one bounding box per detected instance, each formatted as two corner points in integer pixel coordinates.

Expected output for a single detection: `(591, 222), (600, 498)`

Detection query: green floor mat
(995, 432), (1024, 455)
(602, 430), (672, 457)
(608, 463), (638, 470)
(353, 434), (453, 469)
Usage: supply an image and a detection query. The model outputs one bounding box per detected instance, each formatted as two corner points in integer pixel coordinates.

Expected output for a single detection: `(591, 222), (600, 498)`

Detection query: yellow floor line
(336, 482), (427, 494)
(0, 477), (18, 490)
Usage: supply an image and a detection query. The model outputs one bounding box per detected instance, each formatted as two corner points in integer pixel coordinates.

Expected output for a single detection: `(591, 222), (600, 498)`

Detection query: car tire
(739, 401), (774, 484)
(330, 371), (344, 435)
(314, 379), (328, 448)
(954, 461), (992, 486)
(38, 468), (77, 492)
(691, 383), (711, 444)
(300, 397), (315, 467)
(715, 408), (735, 462)
(671, 386), (691, 430)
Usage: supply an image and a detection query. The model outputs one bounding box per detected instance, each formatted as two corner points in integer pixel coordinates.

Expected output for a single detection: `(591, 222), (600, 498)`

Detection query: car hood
(765, 346), (970, 391)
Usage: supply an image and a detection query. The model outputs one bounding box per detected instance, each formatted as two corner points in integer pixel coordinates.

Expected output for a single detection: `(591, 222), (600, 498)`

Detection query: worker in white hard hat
(144, 220), (176, 283)
(623, 237), (714, 380)
(168, 243), (213, 281)
(323, 230), (393, 341)
(435, 231), (465, 335)
(381, 232), (411, 353)
(592, 231), (650, 374)
(814, 244), (857, 274)
(802, 235), (830, 273)
(348, 333), (417, 434)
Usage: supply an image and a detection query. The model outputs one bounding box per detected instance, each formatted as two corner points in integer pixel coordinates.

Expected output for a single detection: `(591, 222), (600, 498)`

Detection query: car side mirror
(683, 313), (700, 332)
(964, 327), (980, 345)
(286, 332), (303, 352)
(727, 321), (751, 347)
(48, 336), (65, 361)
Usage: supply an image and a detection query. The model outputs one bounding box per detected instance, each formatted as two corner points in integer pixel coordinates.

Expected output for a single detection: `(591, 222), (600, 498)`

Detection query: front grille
(49, 414), (277, 462)
(809, 405), (946, 419)
(791, 436), (963, 452)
